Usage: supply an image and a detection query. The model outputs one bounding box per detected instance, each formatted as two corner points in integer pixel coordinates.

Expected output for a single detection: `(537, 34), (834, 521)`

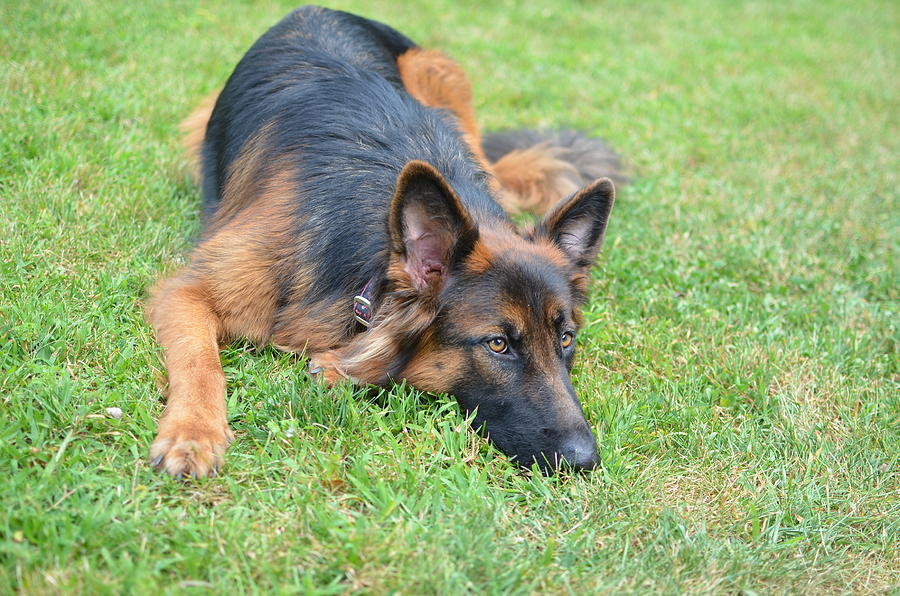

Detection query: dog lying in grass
(148, 5), (624, 478)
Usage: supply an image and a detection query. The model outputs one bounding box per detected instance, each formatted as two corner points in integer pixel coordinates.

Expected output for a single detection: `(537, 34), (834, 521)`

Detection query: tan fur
(195, 158), (300, 343)
(397, 49), (594, 216)
(491, 145), (582, 214)
(208, 122), (277, 231)
(465, 238), (496, 275)
(497, 293), (586, 427)
(397, 49), (492, 174)
(146, 274), (233, 477)
(399, 334), (466, 393)
(478, 226), (572, 271)
(272, 300), (351, 355)
(461, 203), (572, 277)
(179, 91), (220, 182)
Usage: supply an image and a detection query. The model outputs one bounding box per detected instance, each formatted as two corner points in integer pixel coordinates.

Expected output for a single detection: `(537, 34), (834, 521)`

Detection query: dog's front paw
(149, 418), (234, 479)
(308, 352), (352, 385)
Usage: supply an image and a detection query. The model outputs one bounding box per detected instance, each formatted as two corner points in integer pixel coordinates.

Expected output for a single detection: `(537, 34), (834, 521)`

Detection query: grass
(1, 0), (897, 593)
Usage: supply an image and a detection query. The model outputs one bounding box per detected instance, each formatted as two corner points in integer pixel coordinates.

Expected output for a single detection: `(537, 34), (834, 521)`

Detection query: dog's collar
(353, 277), (377, 328)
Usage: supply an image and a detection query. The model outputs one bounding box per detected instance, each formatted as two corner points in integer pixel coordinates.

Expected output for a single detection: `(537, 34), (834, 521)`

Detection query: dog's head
(389, 161), (614, 473)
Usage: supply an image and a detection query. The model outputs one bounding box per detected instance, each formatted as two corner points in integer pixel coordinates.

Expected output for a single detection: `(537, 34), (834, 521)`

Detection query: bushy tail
(178, 91), (219, 182)
(484, 130), (627, 214)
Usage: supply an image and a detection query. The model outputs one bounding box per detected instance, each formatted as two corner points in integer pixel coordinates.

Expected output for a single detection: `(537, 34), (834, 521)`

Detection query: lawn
(1, 0), (897, 593)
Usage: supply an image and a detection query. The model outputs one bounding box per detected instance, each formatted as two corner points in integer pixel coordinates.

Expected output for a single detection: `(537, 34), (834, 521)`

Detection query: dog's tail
(179, 91), (220, 182)
(484, 130), (627, 214)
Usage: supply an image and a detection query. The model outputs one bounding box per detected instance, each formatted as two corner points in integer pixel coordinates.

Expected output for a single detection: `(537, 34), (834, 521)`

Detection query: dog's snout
(559, 428), (600, 471)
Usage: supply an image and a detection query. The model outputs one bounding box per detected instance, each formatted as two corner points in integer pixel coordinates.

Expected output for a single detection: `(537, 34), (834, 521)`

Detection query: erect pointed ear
(539, 177), (615, 271)
(388, 160), (478, 293)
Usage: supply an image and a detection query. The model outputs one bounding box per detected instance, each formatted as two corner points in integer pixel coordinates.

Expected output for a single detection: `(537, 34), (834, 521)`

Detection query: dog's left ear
(389, 160), (478, 293)
(539, 178), (615, 273)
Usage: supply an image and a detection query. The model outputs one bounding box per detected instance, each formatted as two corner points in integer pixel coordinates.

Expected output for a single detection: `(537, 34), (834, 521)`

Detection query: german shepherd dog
(148, 6), (624, 478)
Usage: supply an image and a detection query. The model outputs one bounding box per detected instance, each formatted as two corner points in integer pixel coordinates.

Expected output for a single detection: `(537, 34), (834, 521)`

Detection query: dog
(147, 5), (624, 478)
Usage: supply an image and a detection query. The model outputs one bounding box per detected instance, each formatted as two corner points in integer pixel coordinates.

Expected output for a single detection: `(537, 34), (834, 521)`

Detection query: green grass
(1, 0), (898, 593)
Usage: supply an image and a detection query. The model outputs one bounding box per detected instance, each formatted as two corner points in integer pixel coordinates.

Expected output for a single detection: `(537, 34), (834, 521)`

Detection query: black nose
(559, 430), (600, 471)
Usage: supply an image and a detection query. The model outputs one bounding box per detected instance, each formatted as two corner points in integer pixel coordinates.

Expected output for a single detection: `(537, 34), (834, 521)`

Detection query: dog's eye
(561, 331), (574, 349)
(487, 337), (508, 354)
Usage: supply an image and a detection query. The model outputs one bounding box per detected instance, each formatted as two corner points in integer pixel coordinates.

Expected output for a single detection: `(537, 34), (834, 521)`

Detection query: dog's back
(201, 6), (417, 213)
(197, 6), (508, 318)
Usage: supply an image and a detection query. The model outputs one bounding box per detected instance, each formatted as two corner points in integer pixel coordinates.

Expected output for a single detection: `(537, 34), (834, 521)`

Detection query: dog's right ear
(539, 177), (615, 272)
(389, 160), (478, 294)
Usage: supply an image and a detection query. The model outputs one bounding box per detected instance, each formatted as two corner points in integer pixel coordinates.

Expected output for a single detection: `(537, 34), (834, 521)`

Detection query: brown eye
(561, 332), (574, 349)
(487, 337), (508, 354)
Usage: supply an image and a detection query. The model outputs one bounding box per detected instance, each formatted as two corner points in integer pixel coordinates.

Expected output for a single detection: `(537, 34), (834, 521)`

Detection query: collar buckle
(353, 293), (373, 328)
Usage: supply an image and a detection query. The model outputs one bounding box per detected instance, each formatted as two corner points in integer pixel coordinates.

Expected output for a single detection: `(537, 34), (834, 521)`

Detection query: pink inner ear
(405, 236), (446, 290)
(556, 215), (594, 262)
(403, 203), (451, 291)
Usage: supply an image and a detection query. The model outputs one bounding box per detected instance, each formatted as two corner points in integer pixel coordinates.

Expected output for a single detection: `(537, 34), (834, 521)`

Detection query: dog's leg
(147, 272), (233, 478)
(306, 307), (437, 388)
(307, 330), (398, 387)
(179, 90), (219, 183)
(307, 350), (350, 385)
